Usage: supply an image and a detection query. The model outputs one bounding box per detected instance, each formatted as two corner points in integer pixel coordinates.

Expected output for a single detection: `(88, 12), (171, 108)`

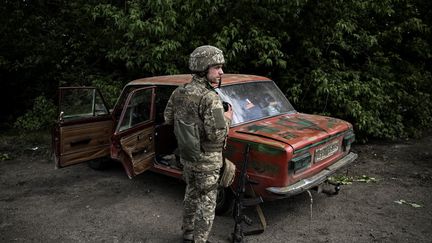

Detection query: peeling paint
(249, 159), (279, 175)
(245, 124), (280, 134)
(327, 117), (339, 129)
(279, 131), (298, 140)
(277, 116), (327, 132)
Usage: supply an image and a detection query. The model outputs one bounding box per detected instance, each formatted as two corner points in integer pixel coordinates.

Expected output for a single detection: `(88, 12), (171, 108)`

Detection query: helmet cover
(189, 45), (225, 72)
(219, 158), (236, 187)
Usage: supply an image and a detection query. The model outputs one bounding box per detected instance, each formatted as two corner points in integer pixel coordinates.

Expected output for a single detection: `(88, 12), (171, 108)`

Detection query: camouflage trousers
(182, 167), (220, 243)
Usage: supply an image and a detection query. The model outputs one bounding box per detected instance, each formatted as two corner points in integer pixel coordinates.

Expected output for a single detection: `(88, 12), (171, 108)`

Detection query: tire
(215, 187), (234, 215)
(87, 158), (110, 170)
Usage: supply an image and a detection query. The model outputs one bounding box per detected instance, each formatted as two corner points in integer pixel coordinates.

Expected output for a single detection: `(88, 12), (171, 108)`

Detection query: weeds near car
(0, 130), (51, 159)
(394, 199), (423, 208)
(0, 153), (11, 161)
(328, 175), (378, 185)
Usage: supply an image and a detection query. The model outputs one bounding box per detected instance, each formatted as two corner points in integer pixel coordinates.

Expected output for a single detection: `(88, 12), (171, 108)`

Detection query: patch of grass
(328, 175), (379, 185)
(0, 153), (12, 161)
(0, 129), (51, 158)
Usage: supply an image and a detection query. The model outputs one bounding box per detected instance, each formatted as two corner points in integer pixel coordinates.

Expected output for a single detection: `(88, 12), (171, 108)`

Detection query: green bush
(90, 76), (124, 109)
(2, 0), (431, 141)
(14, 96), (56, 131)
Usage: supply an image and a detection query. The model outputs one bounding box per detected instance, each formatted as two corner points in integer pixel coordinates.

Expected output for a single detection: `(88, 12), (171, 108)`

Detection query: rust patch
(279, 131), (298, 140)
(249, 159), (279, 175)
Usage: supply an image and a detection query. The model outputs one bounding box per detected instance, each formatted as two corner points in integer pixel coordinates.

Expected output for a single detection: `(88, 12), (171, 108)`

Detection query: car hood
(233, 112), (351, 150)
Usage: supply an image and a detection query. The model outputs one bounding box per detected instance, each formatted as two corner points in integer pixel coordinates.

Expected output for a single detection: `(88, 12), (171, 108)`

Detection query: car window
(60, 88), (109, 121)
(117, 88), (153, 132)
(217, 81), (295, 125)
(112, 85), (136, 123)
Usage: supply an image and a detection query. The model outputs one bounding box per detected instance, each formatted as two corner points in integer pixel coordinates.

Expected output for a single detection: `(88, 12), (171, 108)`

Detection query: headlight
(343, 130), (355, 151)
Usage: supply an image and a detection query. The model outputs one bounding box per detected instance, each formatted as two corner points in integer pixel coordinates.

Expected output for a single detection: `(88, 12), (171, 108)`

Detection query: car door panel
(112, 86), (156, 177)
(53, 87), (113, 168)
(58, 120), (113, 167)
(120, 126), (154, 175)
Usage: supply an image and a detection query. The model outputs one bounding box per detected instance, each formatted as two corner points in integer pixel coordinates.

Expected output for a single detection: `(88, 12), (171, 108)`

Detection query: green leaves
(14, 96), (56, 131)
(282, 0), (432, 141)
(0, 153), (11, 161)
(1, 0), (431, 140)
(91, 1), (185, 75)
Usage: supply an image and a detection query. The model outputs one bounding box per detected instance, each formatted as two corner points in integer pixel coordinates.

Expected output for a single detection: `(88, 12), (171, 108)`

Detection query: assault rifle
(231, 144), (266, 243)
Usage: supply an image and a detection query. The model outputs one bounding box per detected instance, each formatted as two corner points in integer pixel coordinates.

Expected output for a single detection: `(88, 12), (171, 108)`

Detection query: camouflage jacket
(164, 75), (231, 171)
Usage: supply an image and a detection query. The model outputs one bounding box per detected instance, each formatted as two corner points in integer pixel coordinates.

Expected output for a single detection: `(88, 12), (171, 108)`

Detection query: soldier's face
(207, 65), (224, 84)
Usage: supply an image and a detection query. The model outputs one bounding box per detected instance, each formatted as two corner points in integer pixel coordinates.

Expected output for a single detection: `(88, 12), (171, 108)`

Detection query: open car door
(111, 87), (156, 178)
(53, 87), (113, 168)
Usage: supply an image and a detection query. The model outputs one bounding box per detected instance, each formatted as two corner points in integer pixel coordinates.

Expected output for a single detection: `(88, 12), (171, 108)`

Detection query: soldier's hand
(224, 103), (233, 121)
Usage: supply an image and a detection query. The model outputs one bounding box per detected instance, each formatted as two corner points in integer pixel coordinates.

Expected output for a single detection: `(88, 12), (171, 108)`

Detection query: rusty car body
(52, 74), (357, 212)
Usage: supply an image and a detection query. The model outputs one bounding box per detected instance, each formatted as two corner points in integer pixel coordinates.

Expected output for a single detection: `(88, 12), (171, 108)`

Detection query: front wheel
(216, 187), (234, 215)
(88, 158), (111, 170)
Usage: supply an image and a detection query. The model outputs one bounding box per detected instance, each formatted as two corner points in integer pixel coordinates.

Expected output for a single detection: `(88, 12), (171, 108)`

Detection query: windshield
(217, 81), (296, 125)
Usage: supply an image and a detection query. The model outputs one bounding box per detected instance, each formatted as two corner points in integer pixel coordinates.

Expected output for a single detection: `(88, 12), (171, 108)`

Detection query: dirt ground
(1, 132), (431, 243)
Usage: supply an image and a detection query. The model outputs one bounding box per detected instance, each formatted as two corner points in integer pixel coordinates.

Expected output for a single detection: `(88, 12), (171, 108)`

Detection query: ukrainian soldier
(164, 45), (233, 243)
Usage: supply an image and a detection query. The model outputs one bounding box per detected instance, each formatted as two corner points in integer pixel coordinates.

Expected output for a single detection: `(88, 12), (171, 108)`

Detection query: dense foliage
(1, 0), (431, 141)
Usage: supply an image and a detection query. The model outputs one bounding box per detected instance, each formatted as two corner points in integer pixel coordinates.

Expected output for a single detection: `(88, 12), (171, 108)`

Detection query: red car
(52, 74), (357, 213)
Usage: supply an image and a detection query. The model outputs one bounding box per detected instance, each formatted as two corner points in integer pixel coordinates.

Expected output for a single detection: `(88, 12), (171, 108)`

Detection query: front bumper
(266, 152), (358, 197)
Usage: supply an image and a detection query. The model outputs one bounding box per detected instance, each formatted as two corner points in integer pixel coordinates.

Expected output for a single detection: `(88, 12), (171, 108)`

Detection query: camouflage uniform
(164, 46), (230, 243)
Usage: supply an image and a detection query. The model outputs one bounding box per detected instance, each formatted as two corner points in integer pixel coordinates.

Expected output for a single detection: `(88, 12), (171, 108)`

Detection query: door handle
(59, 111), (64, 122)
(132, 147), (148, 157)
(70, 138), (91, 147)
(137, 134), (152, 141)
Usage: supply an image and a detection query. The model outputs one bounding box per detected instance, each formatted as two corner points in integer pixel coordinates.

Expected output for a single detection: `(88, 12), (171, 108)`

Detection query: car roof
(126, 74), (272, 86)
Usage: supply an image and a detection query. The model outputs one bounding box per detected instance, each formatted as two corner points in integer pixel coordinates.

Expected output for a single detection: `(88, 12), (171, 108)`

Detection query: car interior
(153, 85), (180, 169)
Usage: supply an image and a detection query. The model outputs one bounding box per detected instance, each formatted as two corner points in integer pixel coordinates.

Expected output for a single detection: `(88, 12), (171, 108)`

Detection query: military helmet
(189, 45), (225, 73)
(219, 158), (236, 187)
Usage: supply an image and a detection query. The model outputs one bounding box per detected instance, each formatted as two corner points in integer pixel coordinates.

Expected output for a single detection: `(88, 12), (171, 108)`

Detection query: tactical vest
(173, 82), (224, 162)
